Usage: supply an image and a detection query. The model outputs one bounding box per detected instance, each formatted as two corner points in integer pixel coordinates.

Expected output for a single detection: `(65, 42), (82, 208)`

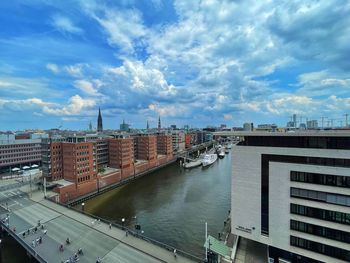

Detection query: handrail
(0, 221), (47, 263)
(65, 205), (203, 262)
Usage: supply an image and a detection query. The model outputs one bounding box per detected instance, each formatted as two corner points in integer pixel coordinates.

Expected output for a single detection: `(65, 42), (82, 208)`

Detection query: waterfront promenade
(0, 185), (198, 263)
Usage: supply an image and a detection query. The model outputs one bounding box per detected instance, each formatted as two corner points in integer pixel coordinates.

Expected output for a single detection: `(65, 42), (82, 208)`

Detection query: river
(81, 150), (232, 258)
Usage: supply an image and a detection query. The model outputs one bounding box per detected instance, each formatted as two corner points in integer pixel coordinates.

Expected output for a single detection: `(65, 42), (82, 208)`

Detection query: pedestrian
(22, 232), (26, 238)
(27, 229), (30, 235)
(32, 240), (35, 248)
(173, 249), (177, 258)
(109, 223), (112, 229)
(96, 257), (102, 263)
(39, 236), (42, 244)
(43, 229), (47, 235)
(125, 230), (128, 237)
(13, 227), (16, 232)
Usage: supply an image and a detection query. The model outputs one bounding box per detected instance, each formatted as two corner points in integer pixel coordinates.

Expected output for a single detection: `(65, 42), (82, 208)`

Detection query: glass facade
(290, 219), (350, 243)
(239, 136), (350, 149)
(291, 171), (350, 188)
(290, 236), (350, 261)
(290, 204), (350, 225)
(291, 187), (350, 207)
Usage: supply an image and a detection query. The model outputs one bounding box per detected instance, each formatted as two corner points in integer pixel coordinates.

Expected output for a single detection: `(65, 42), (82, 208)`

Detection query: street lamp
(82, 203), (85, 213)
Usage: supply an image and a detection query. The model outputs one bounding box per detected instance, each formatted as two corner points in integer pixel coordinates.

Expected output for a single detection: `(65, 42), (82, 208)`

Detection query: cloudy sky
(1, 0), (350, 130)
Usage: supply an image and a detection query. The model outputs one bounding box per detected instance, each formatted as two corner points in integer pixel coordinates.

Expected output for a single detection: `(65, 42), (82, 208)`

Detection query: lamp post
(82, 203), (85, 213)
(121, 218), (125, 230)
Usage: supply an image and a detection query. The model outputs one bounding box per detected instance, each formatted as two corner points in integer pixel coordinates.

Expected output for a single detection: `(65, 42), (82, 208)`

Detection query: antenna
(345, 113), (349, 128)
(320, 116), (326, 129)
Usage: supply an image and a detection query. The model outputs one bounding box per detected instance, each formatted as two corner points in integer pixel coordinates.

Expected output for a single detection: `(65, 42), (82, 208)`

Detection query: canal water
(82, 151), (232, 258)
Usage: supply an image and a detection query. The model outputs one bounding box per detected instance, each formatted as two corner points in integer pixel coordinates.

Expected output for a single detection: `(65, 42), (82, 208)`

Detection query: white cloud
(51, 14), (83, 34)
(42, 95), (96, 116)
(148, 103), (187, 117)
(46, 63), (60, 74)
(74, 79), (102, 96)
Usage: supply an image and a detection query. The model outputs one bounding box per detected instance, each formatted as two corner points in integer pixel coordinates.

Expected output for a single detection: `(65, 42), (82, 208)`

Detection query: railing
(67, 206), (203, 262)
(0, 217), (47, 263)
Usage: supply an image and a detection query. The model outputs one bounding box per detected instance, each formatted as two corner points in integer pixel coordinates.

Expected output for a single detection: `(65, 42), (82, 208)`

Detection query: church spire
(97, 107), (103, 132)
(158, 116), (161, 132)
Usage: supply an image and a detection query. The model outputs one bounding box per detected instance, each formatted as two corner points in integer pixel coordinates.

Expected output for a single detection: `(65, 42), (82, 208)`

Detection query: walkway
(0, 186), (198, 263)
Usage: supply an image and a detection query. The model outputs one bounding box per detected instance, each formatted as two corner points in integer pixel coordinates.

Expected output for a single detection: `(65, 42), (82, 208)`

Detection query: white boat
(224, 148), (229, 154)
(225, 144), (232, 149)
(183, 159), (202, 169)
(202, 153), (218, 167)
(218, 150), (225, 158)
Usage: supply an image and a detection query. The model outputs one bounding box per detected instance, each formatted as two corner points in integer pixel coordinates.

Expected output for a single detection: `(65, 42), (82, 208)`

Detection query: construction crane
(345, 113), (349, 128)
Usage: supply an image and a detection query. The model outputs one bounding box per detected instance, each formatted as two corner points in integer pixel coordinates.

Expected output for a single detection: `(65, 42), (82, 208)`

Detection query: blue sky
(1, 0), (350, 130)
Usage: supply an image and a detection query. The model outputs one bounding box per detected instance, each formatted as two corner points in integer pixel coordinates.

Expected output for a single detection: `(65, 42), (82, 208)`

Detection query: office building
(157, 135), (173, 156)
(231, 132), (350, 263)
(135, 135), (157, 162)
(109, 138), (133, 170)
(120, 119), (130, 132)
(0, 134), (44, 174)
(307, 120), (318, 130)
(243, 123), (254, 131)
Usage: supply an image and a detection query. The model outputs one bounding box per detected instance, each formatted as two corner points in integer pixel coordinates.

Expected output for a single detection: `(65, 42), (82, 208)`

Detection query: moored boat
(202, 153), (218, 167)
(183, 159), (202, 169)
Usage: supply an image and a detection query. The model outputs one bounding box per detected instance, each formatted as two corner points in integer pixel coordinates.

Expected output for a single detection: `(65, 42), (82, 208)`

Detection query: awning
(12, 167), (20, 172)
(204, 235), (231, 258)
(31, 164), (39, 168)
(22, 166), (30, 170)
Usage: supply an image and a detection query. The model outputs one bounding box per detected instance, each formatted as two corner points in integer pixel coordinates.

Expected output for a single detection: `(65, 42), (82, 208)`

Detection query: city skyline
(1, 0), (350, 130)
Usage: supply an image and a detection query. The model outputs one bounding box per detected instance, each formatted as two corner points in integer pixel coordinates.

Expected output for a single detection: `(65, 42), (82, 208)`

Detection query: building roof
(214, 130), (350, 137)
(204, 235), (231, 258)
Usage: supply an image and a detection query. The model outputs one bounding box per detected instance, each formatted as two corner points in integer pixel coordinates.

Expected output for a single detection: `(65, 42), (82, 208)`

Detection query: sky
(0, 0), (350, 131)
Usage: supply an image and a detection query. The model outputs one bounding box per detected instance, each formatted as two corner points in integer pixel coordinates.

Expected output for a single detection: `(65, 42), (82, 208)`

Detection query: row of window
(290, 204), (350, 225)
(0, 148), (41, 153)
(241, 136), (350, 149)
(291, 187), (350, 207)
(290, 219), (350, 244)
(290, 236), (350, 261)
(0, 153), (41, 159)
(291, 171), (350, 188)
(77, 175), (90, 183)
(0, 144), (41, 149)
(0, 157), (41, 164)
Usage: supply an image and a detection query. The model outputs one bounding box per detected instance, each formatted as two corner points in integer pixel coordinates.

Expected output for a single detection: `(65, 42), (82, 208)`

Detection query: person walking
(109, 223), (112, 229)
(173, 249), (177, 258)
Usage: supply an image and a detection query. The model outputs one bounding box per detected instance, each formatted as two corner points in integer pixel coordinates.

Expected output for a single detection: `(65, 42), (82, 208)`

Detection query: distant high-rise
(158, 116), (161, 132)
(97, 107), (103, 132)
(89, 121), (93, 131)
(147, 120), (149, 130)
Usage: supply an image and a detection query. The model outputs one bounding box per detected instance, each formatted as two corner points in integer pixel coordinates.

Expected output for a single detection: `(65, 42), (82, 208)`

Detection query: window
(291, 171), (350, 188)
(290, 220), (350, 243)
(290, 236), (350, 261)
(291, 187), (350, 207)
(290, 204), (350, 225)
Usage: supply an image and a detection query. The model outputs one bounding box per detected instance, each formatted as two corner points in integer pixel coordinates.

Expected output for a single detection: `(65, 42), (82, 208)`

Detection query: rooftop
(214, 130), (350, 137)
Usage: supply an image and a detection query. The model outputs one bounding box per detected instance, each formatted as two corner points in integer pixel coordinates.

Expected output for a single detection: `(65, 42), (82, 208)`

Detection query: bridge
(0, 184), (201, 263)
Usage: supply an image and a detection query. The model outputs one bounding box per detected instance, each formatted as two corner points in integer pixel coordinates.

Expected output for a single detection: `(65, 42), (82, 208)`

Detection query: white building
(231, 131), (350, 263)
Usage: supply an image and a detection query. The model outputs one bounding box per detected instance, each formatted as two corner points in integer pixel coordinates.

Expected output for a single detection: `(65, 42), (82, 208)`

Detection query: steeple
(97, 107), (103, 132)
(147, 120), (149, 130)
(158, 116), (161, 132)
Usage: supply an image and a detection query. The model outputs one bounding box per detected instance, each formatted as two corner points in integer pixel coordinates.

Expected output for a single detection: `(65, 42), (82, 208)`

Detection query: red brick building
(135, 135), (157, 161)
(109, 138), (133, 169)
(157, 135), (173, 156)
(62, 142), (96, 185)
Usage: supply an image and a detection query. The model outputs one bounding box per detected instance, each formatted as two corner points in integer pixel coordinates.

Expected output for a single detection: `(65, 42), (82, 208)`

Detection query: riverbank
(80, 150), (232, 258)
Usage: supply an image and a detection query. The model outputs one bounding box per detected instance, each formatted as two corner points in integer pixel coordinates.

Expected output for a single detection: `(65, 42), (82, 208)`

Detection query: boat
(218, 150), (225, 158)
(183, 159), (202, 169)
(224, 148), (229, 154)
(202, 153), (218, 167)
(225, 144), (232, 149)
